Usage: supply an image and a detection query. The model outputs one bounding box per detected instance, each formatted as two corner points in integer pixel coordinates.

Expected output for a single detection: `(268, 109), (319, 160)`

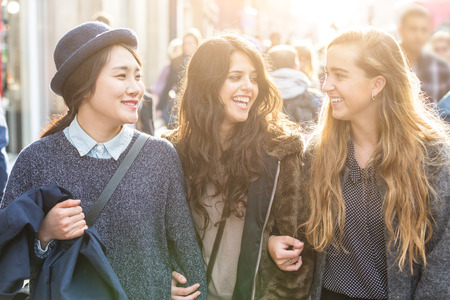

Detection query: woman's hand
(268, 235), (304, 271)
(37, 199), (87, 248)
(171, 271), (201, 300)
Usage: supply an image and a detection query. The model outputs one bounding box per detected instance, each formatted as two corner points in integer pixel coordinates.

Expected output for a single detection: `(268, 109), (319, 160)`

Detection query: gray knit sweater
(1, 130), (207, 299)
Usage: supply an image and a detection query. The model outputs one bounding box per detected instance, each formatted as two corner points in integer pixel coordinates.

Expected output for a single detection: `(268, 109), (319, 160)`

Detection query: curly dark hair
(173, 34), (284, 232)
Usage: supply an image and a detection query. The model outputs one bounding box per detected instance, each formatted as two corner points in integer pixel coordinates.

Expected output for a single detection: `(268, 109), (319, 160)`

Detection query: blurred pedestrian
(294, 43), (321, 89)
(430, 30), (450, 62)
(269, 28), (450, 300)
(437, 90), (450, 123)
(268, 44), (321, 127)
(0, 21), (206, 299)
(152, 38), (183, 111)
(0, 102), (8, 199)
(91, 11), (113, 27)
(269, 32), (281, 49)
(136, 91), (155, 135)
(398, 4), (450, 103)
(157, 29), (202, 128)
(166, 34), (314, 299)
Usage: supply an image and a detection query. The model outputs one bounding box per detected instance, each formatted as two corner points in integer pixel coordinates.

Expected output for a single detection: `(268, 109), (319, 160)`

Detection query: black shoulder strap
(85, 134), (148, 226)
(206, 211), (227, 284)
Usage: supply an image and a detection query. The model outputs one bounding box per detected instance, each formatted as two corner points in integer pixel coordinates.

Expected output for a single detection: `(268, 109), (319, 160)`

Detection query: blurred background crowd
(0, 0), (449, 160)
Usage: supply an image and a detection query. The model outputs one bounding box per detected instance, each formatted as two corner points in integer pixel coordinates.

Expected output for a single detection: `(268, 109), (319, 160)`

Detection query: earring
(371, 93), (376, 101)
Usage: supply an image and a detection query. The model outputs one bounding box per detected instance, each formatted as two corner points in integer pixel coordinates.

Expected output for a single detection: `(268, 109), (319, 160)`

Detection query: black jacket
(0, 185), (127, 300)
(233, 153), (280, 300)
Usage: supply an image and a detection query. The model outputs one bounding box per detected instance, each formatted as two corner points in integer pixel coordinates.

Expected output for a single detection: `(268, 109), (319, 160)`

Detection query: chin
(331, 112), (346, 121)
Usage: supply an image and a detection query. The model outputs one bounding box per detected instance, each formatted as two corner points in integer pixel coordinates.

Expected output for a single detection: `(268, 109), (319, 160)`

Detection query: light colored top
(63, 116), (133, 160)
(191, 183), (246, 300)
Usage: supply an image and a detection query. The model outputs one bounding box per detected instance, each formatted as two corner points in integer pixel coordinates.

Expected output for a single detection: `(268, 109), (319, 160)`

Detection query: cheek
(220, 82), (235, 99)
(138, 82), (145, 95)
(253, 85), (259, 100)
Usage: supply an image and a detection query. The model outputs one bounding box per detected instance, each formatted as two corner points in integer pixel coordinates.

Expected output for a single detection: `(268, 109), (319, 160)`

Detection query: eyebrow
(112, 65), (141, 71)
(228, 69), (257, 74)
(327, 66), (350, 74)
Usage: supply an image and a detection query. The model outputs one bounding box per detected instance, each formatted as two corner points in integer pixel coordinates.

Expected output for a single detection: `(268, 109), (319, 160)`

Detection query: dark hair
(268, 44), (297, 70)
(41, 44), (141, 138)
(173, 34), (284, 231)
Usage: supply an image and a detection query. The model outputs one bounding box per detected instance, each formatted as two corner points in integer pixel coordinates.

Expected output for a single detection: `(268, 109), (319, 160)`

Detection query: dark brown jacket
(164, 124), (314, 299)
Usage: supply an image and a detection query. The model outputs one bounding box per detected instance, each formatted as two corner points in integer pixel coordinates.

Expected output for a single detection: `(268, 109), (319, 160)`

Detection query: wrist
(37, 231), (52, 249)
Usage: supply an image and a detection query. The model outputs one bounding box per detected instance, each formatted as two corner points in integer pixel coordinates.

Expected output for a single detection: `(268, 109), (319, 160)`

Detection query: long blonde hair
(304, 28), (449, 272)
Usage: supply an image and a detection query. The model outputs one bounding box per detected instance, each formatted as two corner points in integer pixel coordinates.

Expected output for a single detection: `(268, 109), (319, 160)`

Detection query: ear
(372, 76), (386, 97)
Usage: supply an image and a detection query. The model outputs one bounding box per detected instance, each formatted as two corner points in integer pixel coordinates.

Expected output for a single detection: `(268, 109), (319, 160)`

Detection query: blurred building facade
(2, 0), (219, 154)
(1, 0), (449, 154)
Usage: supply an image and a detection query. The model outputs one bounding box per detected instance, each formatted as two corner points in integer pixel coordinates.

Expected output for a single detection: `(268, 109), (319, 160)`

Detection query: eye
(250, 76), (258, 83)
(336, 73), (345, 79)
(116, 73), (126, 79)
(135, 74), (143, 80)
(229, 75), (240, 81)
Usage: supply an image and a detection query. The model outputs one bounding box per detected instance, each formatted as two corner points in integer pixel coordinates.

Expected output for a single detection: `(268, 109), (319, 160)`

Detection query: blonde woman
(269, 28), (449, 300)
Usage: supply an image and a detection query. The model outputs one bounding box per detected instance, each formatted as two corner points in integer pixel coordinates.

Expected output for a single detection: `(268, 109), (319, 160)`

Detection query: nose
(322, 77), (334, 93)
(241, 76), (253, 90)
(127, 77), (144, 98)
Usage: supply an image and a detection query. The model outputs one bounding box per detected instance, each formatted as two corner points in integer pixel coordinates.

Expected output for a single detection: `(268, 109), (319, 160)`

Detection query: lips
(330, 97), (344, 103)
(121, 100), (139, 109)
(232, 96), (250, 109)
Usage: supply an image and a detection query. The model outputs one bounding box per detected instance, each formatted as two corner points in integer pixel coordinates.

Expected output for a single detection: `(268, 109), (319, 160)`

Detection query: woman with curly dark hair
(165, 34), (314, 300)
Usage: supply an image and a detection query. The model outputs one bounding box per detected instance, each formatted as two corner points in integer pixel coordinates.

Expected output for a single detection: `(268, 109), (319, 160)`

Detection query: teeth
(233, 96), (249, 103)
(235, 102), (247, 108)
(330, 97), (343, 103)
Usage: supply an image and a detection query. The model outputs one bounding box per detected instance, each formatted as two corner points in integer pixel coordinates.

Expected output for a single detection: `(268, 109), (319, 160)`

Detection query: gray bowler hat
(50, 21), (138, 96)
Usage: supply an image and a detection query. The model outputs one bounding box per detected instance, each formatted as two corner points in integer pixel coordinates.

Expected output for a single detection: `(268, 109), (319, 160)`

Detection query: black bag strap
(85, 134), (148, 226)
(206, 211), (227, 284)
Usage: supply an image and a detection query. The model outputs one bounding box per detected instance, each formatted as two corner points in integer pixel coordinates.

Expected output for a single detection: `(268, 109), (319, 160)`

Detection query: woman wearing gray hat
(0, 21), (206, 299)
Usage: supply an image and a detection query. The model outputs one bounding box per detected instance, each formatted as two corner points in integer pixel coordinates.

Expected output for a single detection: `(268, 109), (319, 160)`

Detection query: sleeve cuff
(34, 238), (56, 259)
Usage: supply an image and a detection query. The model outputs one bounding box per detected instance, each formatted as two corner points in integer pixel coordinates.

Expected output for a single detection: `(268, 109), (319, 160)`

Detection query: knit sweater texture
(1, 130), (207, 299)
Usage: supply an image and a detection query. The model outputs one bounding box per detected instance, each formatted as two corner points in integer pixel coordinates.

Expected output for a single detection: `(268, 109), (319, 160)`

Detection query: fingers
(38, 199), (86, 242)
(273, 245), (302, 262)
(171, 272), (201, 300)
(283, 256), (303, 272)
(172, 284), (200, 297)
(172, 271), (187, 285)
(70, 223), (88, 239)
(171, 290), (201, 300)
(54, 199), (81, 208)
(66, 218), (88, 238)
(279, 235), (304, 249)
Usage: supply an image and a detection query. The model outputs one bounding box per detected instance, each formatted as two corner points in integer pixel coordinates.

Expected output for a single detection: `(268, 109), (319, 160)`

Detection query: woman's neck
(77, 114), (122, 143)
(350, 119), (379, 168)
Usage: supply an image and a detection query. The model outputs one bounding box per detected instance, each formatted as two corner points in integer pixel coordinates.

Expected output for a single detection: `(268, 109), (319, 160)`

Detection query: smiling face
(78, 45), (144, 132)
(219, 50), (259, 133)
(323, 44), (380, 124)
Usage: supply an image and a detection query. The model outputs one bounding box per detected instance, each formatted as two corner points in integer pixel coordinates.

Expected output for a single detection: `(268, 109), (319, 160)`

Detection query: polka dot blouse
(323, 142), (388, 299)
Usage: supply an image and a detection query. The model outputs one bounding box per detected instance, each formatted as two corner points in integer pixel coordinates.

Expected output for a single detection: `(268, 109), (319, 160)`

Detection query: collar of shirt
(63, 116), (133, 160)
